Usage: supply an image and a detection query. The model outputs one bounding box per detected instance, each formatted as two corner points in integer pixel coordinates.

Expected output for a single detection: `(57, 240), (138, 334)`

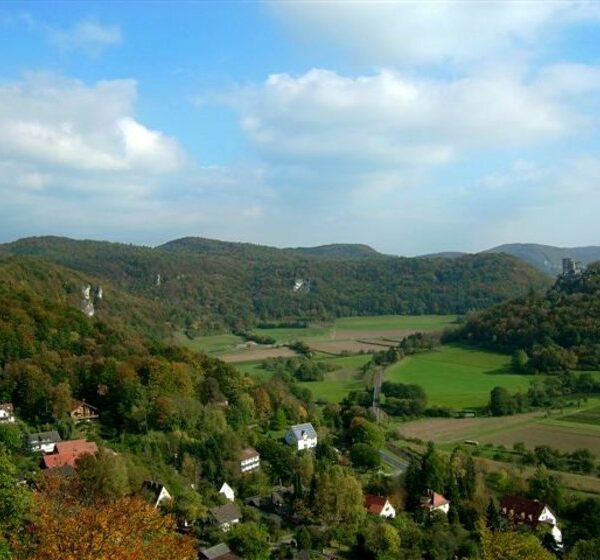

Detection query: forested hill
(285, 243), (383, 259)
(0, 236), (550, 332)
(160, 237), (384, 260)
(456, 263), (600, 372)
(0, 256), (168, 337)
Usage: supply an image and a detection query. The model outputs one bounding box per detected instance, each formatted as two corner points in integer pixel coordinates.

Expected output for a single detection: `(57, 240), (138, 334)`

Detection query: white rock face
(293, 279), (304, 292)
(80, 299), (95, 317)
(82, 284), (91, 300)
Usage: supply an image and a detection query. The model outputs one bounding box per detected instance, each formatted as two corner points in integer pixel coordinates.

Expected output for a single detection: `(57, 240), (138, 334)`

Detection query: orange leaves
(25, 477), (196, 560)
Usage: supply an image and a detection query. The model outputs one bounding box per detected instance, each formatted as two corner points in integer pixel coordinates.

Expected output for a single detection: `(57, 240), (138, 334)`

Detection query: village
(0, 396), (566, 559)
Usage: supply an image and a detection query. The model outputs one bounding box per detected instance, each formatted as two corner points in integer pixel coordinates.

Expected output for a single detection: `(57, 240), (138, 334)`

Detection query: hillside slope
(0, 256), (168, 337)
(0, 236), (551, 332)
(456, 263), (600, 371)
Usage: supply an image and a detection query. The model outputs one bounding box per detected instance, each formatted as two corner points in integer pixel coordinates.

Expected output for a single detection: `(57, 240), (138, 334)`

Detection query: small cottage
(420, 489), (450, 514)
(500, 495), (563, 548)
(209, 503), (241, 531)
(200, 542), (242, 560)
(143, 481), (173, 508)
(28, 431), (62, 454)
(219, 482), (235, 502)
(285, 423), (317, 451)
(240, 447), (260, 473)
(69, 400), (99, 422)
(0, 403), (15, 423)
(364, 494), (396, 518)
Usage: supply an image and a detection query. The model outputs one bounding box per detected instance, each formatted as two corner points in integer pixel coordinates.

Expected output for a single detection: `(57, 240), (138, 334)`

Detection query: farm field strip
(397, 400), (600, 455)
(557, 405), (600, 426)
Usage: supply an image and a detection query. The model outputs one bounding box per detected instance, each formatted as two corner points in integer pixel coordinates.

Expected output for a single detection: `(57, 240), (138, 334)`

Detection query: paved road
(379, 449), (409, 475)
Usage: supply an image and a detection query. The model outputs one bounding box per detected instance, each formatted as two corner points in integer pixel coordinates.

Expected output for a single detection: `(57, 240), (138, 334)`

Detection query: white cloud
(49, 19), (122, 57)
(269, 1), (600, 67)
(0, 73), (184, 177)
(226, 66), (599, 181)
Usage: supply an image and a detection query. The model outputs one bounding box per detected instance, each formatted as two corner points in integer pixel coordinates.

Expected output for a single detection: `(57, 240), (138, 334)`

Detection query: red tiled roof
(42, 440), (98, 470)
(364, 494), (389, 515)
(421, 489), (449, 509)
(500, 496), (547, 526)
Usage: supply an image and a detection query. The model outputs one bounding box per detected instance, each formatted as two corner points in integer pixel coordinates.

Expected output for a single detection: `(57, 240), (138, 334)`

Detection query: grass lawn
(334, 314), (457, 331)
(386, 344), (533, 409)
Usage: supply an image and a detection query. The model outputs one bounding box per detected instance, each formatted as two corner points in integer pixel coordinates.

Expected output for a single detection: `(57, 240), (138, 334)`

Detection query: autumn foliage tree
(478, 519), (554, 560)
(24, 475), (196, 560)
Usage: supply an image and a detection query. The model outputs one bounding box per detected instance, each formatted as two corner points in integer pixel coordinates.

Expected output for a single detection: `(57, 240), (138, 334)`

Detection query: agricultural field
(396, 399), (600, 456)
(558, 405), (600, 426)
(385, 344), (533, 409)
(175, 314), (458, 360)
(298, 354), (372, 403)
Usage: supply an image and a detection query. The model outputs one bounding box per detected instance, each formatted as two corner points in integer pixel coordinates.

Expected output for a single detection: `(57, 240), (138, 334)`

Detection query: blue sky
(1, 1), (600, 255)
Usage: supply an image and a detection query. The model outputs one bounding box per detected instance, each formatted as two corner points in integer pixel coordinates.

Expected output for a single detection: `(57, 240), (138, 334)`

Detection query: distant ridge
(159, 237), (383, 260)
(485, 243), (600, 276)
(286, 243), (382, 259)
(418, 251), (468, 260)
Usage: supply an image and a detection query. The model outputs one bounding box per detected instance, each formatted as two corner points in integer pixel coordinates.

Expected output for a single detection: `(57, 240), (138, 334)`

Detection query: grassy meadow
(385, 344), (533, 409)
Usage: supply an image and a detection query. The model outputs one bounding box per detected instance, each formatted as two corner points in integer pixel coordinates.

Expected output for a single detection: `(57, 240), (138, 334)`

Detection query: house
(0, 403), (15, 423)
(41, 439), (98, 470)
(219, 482), (235, 502)
(69, 400), (99, 421)
(285, 423), (317, 451)
(143, 481), (172, 508)
(209, 503), (241, 531)
(199, 542), (242, 560)
(240, 447), (260, 473)
(500, 496), (563, 548)
(364, 494), (396, 518)
(420, 489), (450, 514)
(28, 431), (62, 454)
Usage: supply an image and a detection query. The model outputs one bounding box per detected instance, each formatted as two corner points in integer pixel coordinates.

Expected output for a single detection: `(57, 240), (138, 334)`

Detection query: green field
(175, 314), (458, 358)
(334, 314), (457, 331)
(386, 344), (533, 409)
(298, 354), (372, 403)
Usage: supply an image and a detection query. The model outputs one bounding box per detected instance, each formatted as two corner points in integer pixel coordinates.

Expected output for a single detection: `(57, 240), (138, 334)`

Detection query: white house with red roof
(420, 489), (450, 514)
(364, 494), (396, 518)
(500, 495), (563, 548)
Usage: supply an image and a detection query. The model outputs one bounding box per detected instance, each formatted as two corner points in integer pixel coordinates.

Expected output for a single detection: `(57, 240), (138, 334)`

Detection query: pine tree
(486, 498), (501, 530)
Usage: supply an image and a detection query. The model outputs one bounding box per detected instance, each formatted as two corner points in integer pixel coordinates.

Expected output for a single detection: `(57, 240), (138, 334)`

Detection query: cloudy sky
(1, 1), (600, 255)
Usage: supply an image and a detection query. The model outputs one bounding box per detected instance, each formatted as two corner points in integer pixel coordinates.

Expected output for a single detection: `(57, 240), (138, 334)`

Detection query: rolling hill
(0, 236), (551, 333)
